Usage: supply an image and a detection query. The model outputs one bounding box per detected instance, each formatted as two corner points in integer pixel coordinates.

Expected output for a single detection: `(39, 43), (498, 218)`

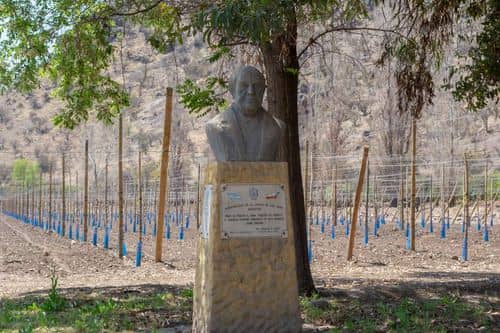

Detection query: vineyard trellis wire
(0, 143), (498, 264)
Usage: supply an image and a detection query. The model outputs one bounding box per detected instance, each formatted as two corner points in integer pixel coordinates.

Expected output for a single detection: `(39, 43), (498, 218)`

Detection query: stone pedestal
(193, 162), (301, 333)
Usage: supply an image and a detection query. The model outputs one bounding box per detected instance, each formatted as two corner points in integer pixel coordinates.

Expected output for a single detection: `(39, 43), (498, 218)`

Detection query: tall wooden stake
(484, 160), (488, 228)
(410, 117), (416, 250)
(139, 151), (143, 243)
(84, 140), (89, 242)
(399, 156), (404, 230)
(463, 153), (469, 259)
(332, 163), (337, 226)
(49, 163), (53, 230)
(62, 154), (66, 236)
(38, 171), (42, 225)
(31, 184), (34, 222)
(196, 164), (201, 229)
(155, 87), (173, 262)
(430, 176), (433, 225)
(364, 161), (370, 235)
(441, 165), (445, 225)
(347, 146), (369, 261)
(118, 113), (124, 258)
(105, 158), (108, 227)
(304, 141), (310, 223)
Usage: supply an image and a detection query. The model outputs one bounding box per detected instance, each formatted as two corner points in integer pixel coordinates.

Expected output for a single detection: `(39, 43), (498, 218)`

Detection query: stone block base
(193, 162), (301, 333)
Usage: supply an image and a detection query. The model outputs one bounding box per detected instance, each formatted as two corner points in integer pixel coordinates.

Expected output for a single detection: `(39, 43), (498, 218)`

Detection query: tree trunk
(261, 11), (316, 295)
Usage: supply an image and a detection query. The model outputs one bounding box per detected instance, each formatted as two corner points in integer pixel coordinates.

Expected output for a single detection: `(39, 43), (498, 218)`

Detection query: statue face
(233, 67), (266, 117)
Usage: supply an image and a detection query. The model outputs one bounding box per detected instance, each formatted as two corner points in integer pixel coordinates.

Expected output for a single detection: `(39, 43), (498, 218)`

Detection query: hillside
(0, 16), (498, 191)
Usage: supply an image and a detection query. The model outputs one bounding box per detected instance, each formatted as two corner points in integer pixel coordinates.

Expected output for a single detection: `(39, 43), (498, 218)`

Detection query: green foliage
(0, 0), (129, 129)
(189, 0), (366, 47)
(448, 0), (499, 111)
(0, 0), (370, 125)
(131, 3), (185, 53)
(11, 159), (40, 185)
(176, 77), (228, 117)
(300, 293), (335, 322)
(300, 294), (493, 332)
(180, 288), (193, 299)
(41, 269), (67, 313)
(206, 46), (233, 63)
(0, 0), (497, 124)
(0, 288), (193, 332)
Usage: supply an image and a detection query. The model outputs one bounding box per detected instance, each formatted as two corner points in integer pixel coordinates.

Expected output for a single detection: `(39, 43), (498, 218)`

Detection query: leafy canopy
(449, 0), (499, 111)
(0, 0), (371, 126)
(0, 0), (497, 128)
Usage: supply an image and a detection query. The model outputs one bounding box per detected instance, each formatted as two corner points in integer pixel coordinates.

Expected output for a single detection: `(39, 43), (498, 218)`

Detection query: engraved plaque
(201, 185), (213, 239)
(221, 184), (287, 238)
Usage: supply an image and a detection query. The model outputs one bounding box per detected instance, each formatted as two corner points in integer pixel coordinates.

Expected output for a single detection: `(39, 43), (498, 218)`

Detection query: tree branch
(298, 26), (407, 60)
(112, 0), (164, 17)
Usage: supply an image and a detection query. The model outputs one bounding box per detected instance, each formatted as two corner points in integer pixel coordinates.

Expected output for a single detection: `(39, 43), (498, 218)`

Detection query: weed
(40, 268), (66, 312)
(181, 288), (193, 299)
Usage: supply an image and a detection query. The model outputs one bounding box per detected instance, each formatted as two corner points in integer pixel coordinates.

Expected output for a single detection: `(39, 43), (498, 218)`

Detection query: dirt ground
(1, 207), (499, 328)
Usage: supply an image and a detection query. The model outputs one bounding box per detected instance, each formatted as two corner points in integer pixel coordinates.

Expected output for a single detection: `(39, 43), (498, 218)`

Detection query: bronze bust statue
(206, 66), (286, 161)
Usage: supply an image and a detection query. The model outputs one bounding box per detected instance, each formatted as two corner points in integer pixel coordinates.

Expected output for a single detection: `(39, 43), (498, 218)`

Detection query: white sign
(201, 185), (213, 239)
(221, 184), (287, 238)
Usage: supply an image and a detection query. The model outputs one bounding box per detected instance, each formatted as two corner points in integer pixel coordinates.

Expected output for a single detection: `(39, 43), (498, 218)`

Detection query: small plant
(299, 294), (335, 323)
(41, 268), (66, 312)
(180, 288), (193, 299)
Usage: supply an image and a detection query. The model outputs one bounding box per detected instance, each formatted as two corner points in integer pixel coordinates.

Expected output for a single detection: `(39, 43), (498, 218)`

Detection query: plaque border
(220, 183), (288, 239)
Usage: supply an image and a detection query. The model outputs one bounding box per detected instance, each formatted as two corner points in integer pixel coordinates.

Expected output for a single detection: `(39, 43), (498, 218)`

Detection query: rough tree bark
(261, 10), (316, 295)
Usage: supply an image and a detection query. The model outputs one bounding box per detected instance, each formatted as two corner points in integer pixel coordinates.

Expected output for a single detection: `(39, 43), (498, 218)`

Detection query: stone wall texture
(193, 162), (301, 333)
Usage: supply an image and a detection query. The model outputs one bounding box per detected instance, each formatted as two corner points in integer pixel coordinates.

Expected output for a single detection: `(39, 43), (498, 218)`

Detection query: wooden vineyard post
(31, 184), (34, 223)
(484, 160), (488, 228)
(364, 161), (370, 240)
(155, 87), (174, 262)
(430, 176), (433, 229)
(139, 151), (143, 244)
(347, 146), (369, 261)
(490, 178), (494, 223)
(348, 182), (352, 224)
(304, 141), (310, 224)
(105, 158), (108, 228)
(451, 203), (464, 225)
(18, 185), (21, 219)
(20, 185), (23, 218)
(27, 184), (31, 222)
(75, 172), (78, 226)
(405, 166), (409, 230)
(38, 171), (42, 227)
(308, 143), (314, 225)
(462, 153), (470, 261)
(84, 140), (89, 242)
(399, 156), (404, 230)
(332, 163), (337, 226)
(62, 154), (66, 236)
(49, 163), (53, 230)
(134, 175), (137, 233)
(374, 176), (378, 225)
(410, 117), (416, 250)
(196, 164), (201, 229)
(28, 183), (35, 222)
(441, 165), (445, 229)
(118, 113), (124, 258)
(14, 185), (17, 216)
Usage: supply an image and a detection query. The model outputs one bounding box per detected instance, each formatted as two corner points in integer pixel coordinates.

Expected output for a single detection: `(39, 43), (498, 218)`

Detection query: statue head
(229, 66), (266, 117)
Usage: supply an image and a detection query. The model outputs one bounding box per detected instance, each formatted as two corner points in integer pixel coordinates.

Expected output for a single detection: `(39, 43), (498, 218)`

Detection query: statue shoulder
(205, 108), (234, 133)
